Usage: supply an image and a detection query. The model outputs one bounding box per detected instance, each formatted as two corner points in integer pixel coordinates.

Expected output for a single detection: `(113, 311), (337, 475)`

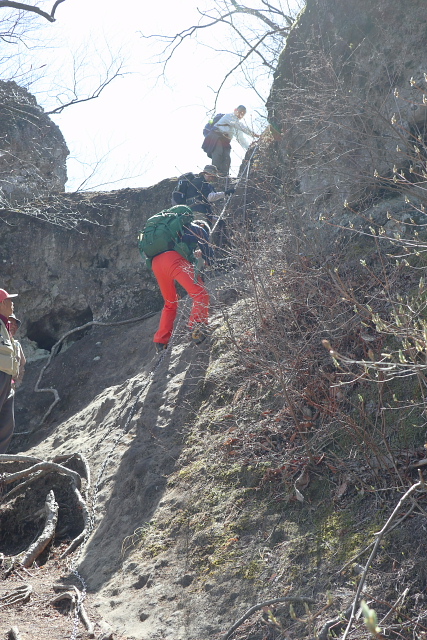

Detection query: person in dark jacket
(172, 165), (234, 227)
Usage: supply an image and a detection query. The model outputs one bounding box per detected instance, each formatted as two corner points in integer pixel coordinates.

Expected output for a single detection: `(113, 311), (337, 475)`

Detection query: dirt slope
(1, 276), (239, 639)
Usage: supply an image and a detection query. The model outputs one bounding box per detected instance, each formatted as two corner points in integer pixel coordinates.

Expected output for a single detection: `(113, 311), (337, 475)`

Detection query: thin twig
(222, 596), (316, 640)
(341, 479), (426, 640)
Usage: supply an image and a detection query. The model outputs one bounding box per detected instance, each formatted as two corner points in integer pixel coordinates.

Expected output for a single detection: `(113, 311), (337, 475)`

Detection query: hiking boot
(191, 323), (209, 345)
(155, 342), (168, 353)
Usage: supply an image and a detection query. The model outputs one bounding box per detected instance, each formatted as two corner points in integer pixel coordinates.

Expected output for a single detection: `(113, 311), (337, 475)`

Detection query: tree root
(53, 453), (91, 495)
(60, 485), (90, 558)
(20, 490), (58, 568)
(52, 585), (95, 637)
(1, 453), (91, 557)
(317, 605), (352, 640)
(1, 469), (46, 503)
(0, 584), (32, 608)
(0, 458), (81, 489)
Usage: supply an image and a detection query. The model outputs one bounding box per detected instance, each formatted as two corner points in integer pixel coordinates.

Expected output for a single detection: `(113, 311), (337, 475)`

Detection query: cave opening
(26, 306), (93, 351)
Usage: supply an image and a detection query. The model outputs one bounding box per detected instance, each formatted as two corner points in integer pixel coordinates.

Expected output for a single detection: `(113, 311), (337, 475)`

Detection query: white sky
(10, 0), (295, 192)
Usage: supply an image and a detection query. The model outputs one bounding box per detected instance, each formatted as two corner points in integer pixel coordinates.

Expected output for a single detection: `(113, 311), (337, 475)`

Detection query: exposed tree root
(0, 584), (32, 608)
(20, 490), (58, 568)
(318, 605), (352, 640)
(60, 485), (90, 558)
(53, 453), (91, 496)
(2, 469), (46, 502)
(0, 458), (81, 489)
(0, 454), (91, 563)
(52, 585), (95, 636)
(34, 311), (157, 426)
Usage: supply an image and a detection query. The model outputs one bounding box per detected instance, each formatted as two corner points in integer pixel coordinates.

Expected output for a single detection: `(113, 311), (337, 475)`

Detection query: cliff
(0, 81), (69, 203)
(2, 2), (427, 640)
(265, 0), (427, 227)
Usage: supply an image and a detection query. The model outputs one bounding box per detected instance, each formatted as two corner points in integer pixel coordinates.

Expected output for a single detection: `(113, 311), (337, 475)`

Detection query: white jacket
(214, 113), (254, 150)
(0, 319), (19, 377)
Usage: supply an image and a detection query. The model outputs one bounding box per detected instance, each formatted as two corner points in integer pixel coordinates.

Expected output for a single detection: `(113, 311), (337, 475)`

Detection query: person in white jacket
(207, 106), (259, 176)
(0, 288), (19, 453)
(9, 314), (26, 388)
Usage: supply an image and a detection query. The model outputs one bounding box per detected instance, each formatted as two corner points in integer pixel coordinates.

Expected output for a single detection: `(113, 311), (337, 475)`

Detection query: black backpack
(171, 172), (204, 206)
(202, 113), (224, 137)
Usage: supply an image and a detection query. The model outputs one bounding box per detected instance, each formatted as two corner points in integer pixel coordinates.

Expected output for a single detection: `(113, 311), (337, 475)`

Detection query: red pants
(152, 251), (209, 344)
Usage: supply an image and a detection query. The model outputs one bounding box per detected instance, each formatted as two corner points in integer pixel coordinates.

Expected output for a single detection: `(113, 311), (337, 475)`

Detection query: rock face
(266, 0), (427, 217)
(0, 81), (69, 202)
(0, 182), (175, 356)
(3, 5), (427, 637)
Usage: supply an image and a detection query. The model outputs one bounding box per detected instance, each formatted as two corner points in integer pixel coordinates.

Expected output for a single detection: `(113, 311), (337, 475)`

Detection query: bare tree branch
(0, 0), (66, 23)
(46, 60), (128, 115)
(229, 0), (284, 30)
(213, 28), (278, 110)
(141, 0), (297, 101)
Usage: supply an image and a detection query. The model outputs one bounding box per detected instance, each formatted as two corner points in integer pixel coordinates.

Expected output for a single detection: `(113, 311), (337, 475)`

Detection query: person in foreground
(0, 288), (20, 453)
(139, 206), (212, 352)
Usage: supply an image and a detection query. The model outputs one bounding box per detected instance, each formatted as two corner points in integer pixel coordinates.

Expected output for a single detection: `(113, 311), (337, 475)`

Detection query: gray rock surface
(0, 182), (176, 356)
(0, 81), (69, 202)
(266, 0), (427, 217)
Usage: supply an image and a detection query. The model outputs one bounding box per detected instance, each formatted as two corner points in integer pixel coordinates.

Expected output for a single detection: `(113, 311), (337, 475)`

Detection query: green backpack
(138, 205), (195, 269)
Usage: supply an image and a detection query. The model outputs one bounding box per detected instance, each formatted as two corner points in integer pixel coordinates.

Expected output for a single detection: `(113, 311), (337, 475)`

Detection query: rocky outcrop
(0, 181), (175, 356)
(265, 0), (427, 218)
(3, 6), (427, 637)
(0, 81), (69, 203)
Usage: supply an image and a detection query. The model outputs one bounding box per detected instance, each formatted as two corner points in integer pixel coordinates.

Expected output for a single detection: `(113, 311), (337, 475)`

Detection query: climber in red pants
(151, 221), (212, 351)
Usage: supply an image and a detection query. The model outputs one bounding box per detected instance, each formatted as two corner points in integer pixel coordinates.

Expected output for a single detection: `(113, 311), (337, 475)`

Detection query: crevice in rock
(26, 306), (93, 351)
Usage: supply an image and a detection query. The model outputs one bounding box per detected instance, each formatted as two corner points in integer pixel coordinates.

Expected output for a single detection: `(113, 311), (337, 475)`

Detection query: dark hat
(8, 313), (21, 326)
(202, 164), (219, 175)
